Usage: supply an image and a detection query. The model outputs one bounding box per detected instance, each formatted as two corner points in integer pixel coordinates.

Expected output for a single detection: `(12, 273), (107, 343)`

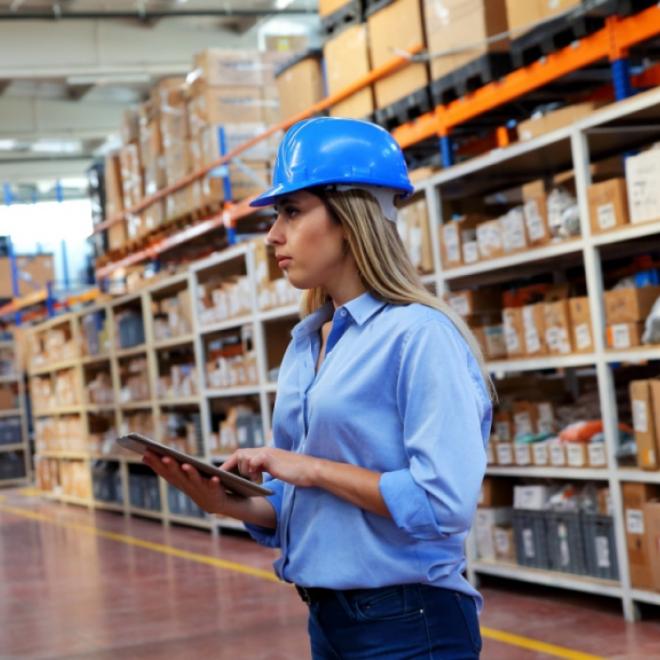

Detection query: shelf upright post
(571, 126), (636, 621)
(7, 237), (22, 326)
(607, 16), (633, 101)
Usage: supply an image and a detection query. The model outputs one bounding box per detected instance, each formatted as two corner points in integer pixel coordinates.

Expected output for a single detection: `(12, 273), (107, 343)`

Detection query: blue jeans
(303, 583), (481, 659)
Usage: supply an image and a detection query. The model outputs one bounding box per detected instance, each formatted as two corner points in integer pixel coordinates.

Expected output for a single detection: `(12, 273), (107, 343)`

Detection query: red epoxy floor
(1, 489), (660, 659)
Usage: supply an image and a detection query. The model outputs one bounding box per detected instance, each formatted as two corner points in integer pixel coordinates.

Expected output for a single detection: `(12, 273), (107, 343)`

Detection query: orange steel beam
(0, 288), (47, 317)
(392, 5), (660, 148)
(92, 44), (423, 236)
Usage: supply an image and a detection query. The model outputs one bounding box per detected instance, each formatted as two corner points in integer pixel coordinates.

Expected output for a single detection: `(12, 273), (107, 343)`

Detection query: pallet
(321, 0), (363, 39)
(430, 53), (512, 107)
(510, 12), (605, 69)
(364, 0), (394, 18)
(374, 86), (432, 132)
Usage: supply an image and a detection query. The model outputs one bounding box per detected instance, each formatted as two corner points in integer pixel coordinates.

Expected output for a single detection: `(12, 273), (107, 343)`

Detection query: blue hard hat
(250, 117), (414, 208)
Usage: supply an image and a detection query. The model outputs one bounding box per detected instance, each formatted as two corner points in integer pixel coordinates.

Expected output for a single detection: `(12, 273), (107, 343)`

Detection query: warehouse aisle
(1, 489), (659, 660)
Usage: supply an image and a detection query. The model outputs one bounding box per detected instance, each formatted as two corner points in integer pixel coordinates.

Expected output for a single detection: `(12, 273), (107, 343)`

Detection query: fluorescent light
(0, 139), (17, 150)
(275, 0), (295, 9)
(30, 139), (82, 154)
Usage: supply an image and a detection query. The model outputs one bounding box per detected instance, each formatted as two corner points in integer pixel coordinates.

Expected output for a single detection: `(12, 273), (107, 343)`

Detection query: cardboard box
(500, 207), (528, 254)
(475, 507), (513, 560)
(588, 442), (607, 468)
(532, 442), (550, 466)
(493, 411), (513, 442)
(188, 86), (265, 129)
(517, 101), (601, 141)
(447, 289), (498, 318)
(398, 199), (433, 273)
(368, 0), (428, 108)
(566, 442), (588, 468)
(606, 322), (645, 350)
(505, 0), (544, 33)
(550, 442), (566, 466)
(604, 286), (660, 324)
(630, 380), (659, 470)
(477, 219), (504, 260)
(587, 177), (630, 234)
(318, 0), (353, 16)
(543, 299), (573, 355)
(502, 307), (524, 358)
(275, 54), (324, 122)
(424, 0), (509, 81)
(626, 148), (660, 225)
(513, 401), (538, 437)
(514, 484), (549, 510)
(522, 303), (546, 356)
(569, 297), (593, 353)
(440, 214), (484, 267)
(495, 442), (514, 466)
(623, 483), (660, 589)
(479, 477), (513, 508)
(483, 325), (507, 359)
(493, 525), (515, 562)
(193, 49), (264, 87)
(485, 442), (495, 465)
(643, 500), (660, 591)
(514, 443), (533, 466)
(0, 254), (56, 298)
(324, 24), (373, 118)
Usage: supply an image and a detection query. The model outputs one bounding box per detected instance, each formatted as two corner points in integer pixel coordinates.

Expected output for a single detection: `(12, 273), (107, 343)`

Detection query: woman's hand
(222, 447), (319, 488)
(142, 450), (229, 515)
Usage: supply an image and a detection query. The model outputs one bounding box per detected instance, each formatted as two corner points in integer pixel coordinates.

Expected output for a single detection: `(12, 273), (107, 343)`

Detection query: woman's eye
(285, 207), (299, 218)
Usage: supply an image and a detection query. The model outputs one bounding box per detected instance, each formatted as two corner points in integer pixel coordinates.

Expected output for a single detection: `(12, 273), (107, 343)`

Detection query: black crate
(430, 53), (512, 107)
(374, 86), (432, 132)
(364, 0), (394, 17)
(512, 509), (551, 569)
(0, 452), (26, 480)
(321, 0), (363, 39)
(0, 417), (21, 445)
(582, 514), (619, 581)
(546, 511), (587, 575)
(118, 312), (145, 349)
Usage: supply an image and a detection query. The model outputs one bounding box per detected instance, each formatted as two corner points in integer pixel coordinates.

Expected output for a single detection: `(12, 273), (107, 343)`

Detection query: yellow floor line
(481, 626), (604, 659)
(0, 498), (605, 659)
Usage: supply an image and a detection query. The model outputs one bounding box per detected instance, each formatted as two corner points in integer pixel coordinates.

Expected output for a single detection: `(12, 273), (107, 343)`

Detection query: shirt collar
(291, 291), (387, 339)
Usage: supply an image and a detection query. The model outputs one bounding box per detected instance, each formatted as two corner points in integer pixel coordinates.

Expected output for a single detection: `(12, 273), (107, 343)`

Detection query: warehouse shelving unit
(0, 337), (30, 487)
(408, 85), (660, 621)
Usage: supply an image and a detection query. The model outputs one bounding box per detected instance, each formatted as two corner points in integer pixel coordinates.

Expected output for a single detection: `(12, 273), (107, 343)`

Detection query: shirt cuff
(379, 469), (440, 539)
(243, 481), (283, 548)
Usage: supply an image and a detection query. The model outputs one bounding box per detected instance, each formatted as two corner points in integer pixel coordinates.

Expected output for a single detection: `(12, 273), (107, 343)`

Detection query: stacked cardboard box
(158, 363), (198, 399)
(34, 416), (86, 453)
(623, 482), (660, 590)
(253, 240), (300, 311)
(604, 286), (660, 350)
(196, 275), (253, 327)
(118, 357), (150, 402)
(397, 198), (434, 273)
(275, 51), (324, 121)
(423, 0), (509, 82)
(205, 325), (258, 390)
(629, 380), (660, 470)
(152, 289), (193, 341)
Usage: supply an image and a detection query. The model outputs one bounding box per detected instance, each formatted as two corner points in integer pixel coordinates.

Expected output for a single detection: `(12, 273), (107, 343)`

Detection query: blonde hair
(301, 188), (496, 400)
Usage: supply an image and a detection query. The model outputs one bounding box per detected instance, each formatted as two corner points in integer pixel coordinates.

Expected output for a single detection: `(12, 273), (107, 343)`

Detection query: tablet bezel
(116, 432), (273, 498)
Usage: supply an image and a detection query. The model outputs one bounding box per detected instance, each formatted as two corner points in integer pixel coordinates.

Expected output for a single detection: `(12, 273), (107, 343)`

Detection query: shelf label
(595, 535), (611, 568)
(632, 399), (648, 433)
(626, 509), (645, 535)
(575, 323), (592, 351)
(448, 294), (470, 317)
(532, 443), (549, 465)
(612, 324), (631, 349)
(515, 444), (531, 466)
(496, 443), (513, 465)
(588, 443), (607, 467)
(596, 202), (617, 230)
(567, 443), (587, 467)
(462, 241), (479, 264)
(524, 200), (546, 242)
(550, 444), (566, 466)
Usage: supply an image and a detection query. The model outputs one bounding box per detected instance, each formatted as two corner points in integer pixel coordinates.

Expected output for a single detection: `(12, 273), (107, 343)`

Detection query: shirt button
(340, 309), (347, 317)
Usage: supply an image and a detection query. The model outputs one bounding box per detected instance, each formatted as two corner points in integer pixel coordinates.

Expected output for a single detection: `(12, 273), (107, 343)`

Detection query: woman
(144, 117), (493, 659)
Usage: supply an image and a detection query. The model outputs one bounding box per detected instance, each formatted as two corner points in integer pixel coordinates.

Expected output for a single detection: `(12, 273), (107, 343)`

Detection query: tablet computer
(116, 432), (273, 498)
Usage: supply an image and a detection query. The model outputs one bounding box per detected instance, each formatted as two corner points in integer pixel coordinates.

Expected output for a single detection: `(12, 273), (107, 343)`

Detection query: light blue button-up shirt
(246, 291), (491, 605)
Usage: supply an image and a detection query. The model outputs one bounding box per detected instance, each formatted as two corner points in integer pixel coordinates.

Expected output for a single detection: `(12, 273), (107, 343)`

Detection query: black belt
(295, 585), (336, 604)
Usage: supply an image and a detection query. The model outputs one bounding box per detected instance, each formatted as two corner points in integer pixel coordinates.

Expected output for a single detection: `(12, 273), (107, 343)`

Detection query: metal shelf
(153, 334), (195, 350)
(592, 220), (660, 247)
(616, 469), (660, 484)
(204, 385), (261, 398)
(0, 477), (28, 487)
(0, 443), (26, 453)
(487, 353), (596, 374)
(29, 357), (80, 376)
(199, 315), (254, 335)
(0, 408), (21, 418)
(93, 500), (125, 513)
(486, 466), (609, 480)
(85, 404), (117, 414)
(471, 561), (622, 598)
(257, 304), (300, 322)
(263, 382), (277, 394)
(443, 239), (583, 281)
(157, 396), (200, 407)
(167, 513), (212, 529)
(0, 374), (20, 383)
(631, 589), (660, 607)
(80, 353), (112, 365)
(33, 405), (84, 417)
(128, 506), (164, 521)
(604, 347), (660, 364)
(115, 344), (147, 359)
(36, 450), (91, 460)
(118, 400), (154, 410)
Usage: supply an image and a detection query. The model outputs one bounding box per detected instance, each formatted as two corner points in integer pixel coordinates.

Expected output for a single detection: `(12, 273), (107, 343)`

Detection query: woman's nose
(266, 216), (284, 245)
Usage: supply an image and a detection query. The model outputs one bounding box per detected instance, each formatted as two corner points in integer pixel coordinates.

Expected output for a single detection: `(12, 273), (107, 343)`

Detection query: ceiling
(0, 0), (319, 201)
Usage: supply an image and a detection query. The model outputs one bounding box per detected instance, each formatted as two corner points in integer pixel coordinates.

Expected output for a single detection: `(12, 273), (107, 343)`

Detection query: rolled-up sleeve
(244, 477), (285, 548)
(379, 319), (490, 540)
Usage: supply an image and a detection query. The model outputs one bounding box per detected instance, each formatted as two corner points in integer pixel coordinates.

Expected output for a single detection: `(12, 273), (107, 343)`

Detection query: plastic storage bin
(512, 509), (551, 569)
(582, 514), (619, 580)
(167, 485), (204, 518)
(546, 511), (587, 575)
(0, 452), (25, 479)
